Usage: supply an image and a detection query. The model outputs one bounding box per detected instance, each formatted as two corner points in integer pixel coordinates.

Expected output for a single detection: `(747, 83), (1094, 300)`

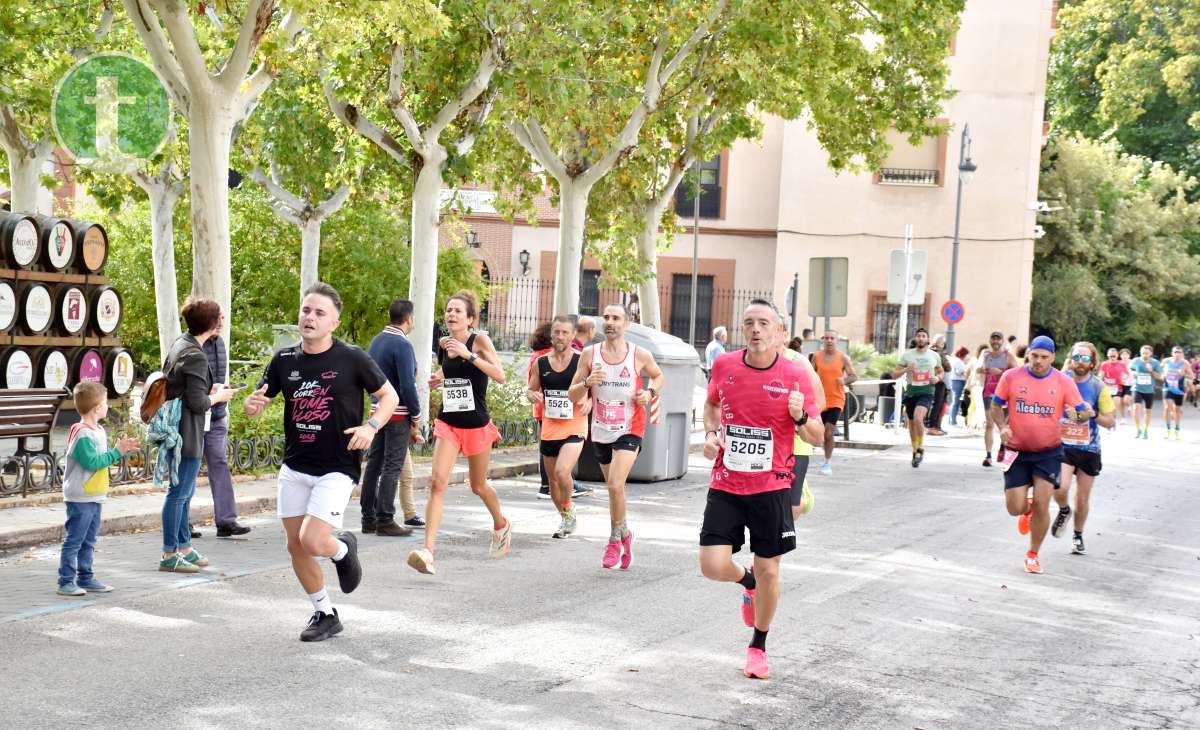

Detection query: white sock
(309, 589), (333, 615)
(332, 539), (348, 561)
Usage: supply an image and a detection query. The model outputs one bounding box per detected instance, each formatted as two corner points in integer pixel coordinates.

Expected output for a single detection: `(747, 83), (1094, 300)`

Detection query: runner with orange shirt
(810, 330), (857, 475)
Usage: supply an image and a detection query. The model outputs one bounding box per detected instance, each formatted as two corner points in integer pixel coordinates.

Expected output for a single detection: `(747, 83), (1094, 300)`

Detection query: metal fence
(0, 418), (542, 498)
(479, 275), (773, 350)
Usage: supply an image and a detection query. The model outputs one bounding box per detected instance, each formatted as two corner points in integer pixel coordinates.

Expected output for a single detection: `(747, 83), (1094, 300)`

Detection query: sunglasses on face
(1070, 354), (1092, 363)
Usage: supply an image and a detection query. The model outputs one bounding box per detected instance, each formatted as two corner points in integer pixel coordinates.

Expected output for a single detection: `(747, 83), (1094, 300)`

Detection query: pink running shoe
(619, 529), (634, 570)
(744, 648), (770, 680)
(602, 539), (621, 569)
(741, 589), (756, 628)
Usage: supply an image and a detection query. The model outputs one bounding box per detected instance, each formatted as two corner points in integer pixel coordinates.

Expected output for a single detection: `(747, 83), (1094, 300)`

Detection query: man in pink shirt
(990, 336), (1089, 574)
(700, 299), (822, 680)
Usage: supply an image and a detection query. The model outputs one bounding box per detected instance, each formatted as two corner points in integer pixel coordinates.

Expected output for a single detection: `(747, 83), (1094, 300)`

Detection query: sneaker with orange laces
(1017, 498), (1033, 536)
(619, 529), (635, 570)
(744, 648), (770, 679)
(1024, 551), (1043, 574)
(602, 539), (621, 569)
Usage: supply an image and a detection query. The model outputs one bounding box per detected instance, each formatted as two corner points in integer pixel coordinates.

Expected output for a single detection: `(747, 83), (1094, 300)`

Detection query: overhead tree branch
(320, 71), (411, 167)
(429, 42), (499, 140)
(152, 0), (214, 97)
(384, 45), (426, 153)
(507, 119), (568, 180)
(122, 0), (192, 111)
(218, 0), (274, 90)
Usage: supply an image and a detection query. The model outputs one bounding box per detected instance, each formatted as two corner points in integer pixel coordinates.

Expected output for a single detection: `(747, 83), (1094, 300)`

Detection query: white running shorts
(276, 463), (355, 530)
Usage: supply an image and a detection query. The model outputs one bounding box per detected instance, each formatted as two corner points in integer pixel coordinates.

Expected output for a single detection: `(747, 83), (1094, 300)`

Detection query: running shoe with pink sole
(741, 589), (756, 628)
(744, 648), (770, 679)
(619, 529), (634, 570)
(602, 539), (621, 569)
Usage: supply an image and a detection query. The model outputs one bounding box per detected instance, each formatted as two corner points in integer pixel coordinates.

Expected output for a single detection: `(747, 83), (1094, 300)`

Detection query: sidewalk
(0, 445), (542, 552)
(0, 421), (894, 552)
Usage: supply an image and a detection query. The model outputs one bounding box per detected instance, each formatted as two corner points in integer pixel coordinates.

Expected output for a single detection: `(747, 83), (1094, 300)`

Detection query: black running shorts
(1134, 391), (1156, 409)
(592, 434), (642, 465)
(1166, 392), (1184, 407)
(540, 435), (584, 458)
(903, 393), (934, 420)
(820, 407), (842, 425)
(1063, 447), (1101, 477)
(699, 488), (796, 558)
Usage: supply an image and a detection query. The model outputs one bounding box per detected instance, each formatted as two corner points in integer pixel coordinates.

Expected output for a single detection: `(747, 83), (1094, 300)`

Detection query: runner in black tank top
(438, 333), (491, 429)
(528, 316), (590, 539)
(407, 291), (511, 576)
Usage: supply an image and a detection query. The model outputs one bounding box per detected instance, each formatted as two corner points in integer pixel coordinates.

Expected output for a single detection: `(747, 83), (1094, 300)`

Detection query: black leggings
(790, 455), (810, 507)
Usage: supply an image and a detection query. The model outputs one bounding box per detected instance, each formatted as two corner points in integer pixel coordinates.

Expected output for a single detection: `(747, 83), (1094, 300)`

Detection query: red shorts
(434, 419), (501, 457)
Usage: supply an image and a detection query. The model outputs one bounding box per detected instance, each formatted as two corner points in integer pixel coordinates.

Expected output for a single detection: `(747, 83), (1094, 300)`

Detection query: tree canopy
(1049, 0), (1200, 188)
(1034, 136), (1200, 348)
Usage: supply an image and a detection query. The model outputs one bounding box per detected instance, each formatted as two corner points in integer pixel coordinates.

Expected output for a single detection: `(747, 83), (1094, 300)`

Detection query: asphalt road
(1, 424), (1197, 729)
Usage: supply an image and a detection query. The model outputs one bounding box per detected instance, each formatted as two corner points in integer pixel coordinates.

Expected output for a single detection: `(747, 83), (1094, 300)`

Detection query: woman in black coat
(158, 298), (237, 573)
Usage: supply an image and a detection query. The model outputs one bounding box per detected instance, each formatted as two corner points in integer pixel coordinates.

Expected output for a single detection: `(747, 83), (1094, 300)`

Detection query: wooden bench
(0, 388), (70, 497)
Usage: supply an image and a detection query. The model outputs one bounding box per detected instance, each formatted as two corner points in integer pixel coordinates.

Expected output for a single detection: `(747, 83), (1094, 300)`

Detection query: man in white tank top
(569, 304), (664, 571)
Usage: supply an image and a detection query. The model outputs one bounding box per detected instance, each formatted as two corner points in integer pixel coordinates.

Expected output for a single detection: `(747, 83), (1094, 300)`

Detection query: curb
(0, 457), (541, 552)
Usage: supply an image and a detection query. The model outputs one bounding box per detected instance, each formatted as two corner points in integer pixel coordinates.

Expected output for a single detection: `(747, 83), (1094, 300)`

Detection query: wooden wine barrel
(90, 285), (123, 335)
(55, 284), (89, 336)
(1, 347), (34, 389)
(34, 347), (69, 390)
(0, 210), (41, 268)
(74, 222), (108, 273)
(33, 215), (76, 271)
(19, 282), (54, 335)
(0, 280), (17, 333)
(105, 347), (135, 397)
(69, 348), (104, 387)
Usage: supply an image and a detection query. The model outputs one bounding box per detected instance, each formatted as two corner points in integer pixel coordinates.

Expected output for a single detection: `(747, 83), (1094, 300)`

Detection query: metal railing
(0, 418), (542, 498)
(878, 167), (939, 186)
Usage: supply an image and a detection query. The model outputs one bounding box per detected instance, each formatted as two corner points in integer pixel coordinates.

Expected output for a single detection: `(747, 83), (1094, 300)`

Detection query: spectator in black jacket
(159, 298), (237, 573)
(360, 298), (424, 536)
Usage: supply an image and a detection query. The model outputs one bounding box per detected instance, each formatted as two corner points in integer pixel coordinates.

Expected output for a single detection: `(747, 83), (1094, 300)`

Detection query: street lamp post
(945, 124), (977, 354)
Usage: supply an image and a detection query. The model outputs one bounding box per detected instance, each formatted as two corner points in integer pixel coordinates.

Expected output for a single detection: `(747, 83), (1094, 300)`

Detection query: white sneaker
(819, 462), (833, 476)
(489, 519), (512, 559)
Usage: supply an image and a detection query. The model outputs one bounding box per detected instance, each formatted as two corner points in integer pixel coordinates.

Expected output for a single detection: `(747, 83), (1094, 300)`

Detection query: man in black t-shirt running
(245, 283), (398, 642)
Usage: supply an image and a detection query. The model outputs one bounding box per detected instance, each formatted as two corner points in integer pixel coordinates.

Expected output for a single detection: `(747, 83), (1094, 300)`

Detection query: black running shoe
(537, 486), (552, 500)
(300, 608), (342, 642)
(571, 484), (593, 498)
(982, 456), (992, 467)
(332, 532), (362, 594)
(1071, 535), (1086, 555)
(912, 449), (923, 468)
(1051, 506), (1072, 538)
(403, 516), (425, 529)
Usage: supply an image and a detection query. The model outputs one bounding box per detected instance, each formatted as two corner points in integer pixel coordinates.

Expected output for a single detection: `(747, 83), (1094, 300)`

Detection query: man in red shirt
(990, 336), (1088, 574)
(1097, 347), (1129, 425)
(700, 299), (822, 680)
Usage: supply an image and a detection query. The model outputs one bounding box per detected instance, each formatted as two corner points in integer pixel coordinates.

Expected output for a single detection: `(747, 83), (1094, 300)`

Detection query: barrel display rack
(0, 210), (132, 404)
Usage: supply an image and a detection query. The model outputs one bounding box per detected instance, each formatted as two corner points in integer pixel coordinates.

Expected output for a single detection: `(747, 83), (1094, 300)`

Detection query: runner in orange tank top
(810, 330), (857, 475)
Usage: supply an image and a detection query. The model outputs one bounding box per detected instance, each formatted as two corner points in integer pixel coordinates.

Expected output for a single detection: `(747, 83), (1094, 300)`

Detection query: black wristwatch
(793, 411), (809, 428)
